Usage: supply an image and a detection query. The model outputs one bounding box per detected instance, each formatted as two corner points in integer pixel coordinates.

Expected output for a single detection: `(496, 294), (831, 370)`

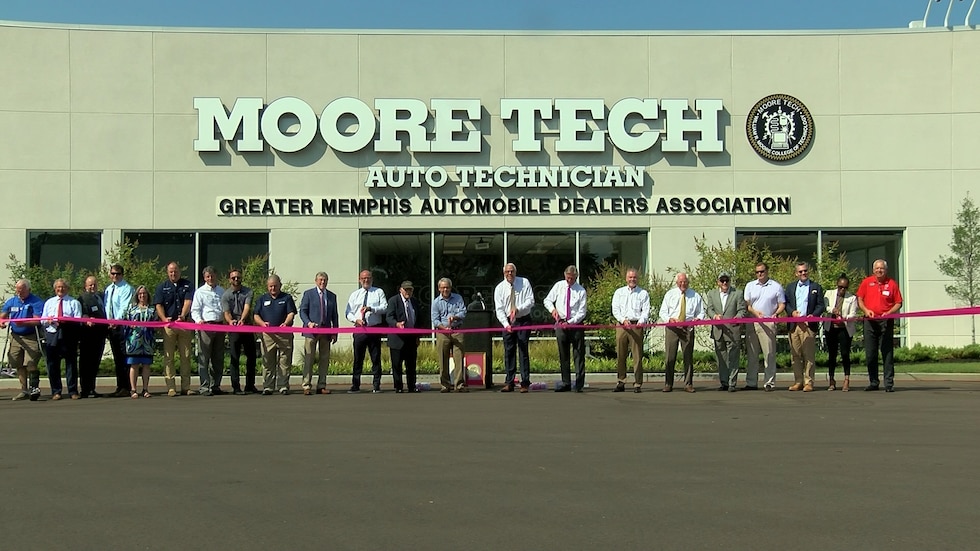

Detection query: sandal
(827, 379), (836, 391)
(142, 389), (151, 398)
(842, 377), (850, 392)
(131, 390), (139, 399)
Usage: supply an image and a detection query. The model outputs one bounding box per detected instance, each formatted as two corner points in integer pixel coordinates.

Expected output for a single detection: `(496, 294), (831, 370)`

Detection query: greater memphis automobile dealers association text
(217, 196), (791, 217)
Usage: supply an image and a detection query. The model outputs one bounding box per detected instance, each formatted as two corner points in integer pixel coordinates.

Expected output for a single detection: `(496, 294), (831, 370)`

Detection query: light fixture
(475, 237), (490, 250)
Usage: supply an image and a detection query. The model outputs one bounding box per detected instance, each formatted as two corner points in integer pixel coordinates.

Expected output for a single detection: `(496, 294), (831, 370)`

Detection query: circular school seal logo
(746, 94), (814, 162)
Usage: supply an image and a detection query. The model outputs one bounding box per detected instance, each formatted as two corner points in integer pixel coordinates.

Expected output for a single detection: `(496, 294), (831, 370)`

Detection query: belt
(627, 319), (640, 324)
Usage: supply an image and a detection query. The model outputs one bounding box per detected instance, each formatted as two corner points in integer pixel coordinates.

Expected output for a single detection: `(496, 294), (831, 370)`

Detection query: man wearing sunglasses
(743, 262), (785, 391)
(784, 262), (826, 392)
(705, 272), (747, 392)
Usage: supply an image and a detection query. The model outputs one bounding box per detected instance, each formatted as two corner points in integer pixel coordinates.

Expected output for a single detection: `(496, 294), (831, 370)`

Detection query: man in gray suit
(705, 272), (747, 392)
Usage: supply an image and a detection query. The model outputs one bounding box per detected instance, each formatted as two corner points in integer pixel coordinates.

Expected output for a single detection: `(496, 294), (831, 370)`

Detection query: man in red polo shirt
(856, 259), (903, 392)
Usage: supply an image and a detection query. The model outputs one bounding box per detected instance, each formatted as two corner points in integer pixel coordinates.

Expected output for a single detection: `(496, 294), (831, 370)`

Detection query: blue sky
(0, 0), (964, 31)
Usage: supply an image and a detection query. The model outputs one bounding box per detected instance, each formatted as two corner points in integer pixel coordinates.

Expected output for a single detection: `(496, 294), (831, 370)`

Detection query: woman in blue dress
(126, 285), (155, 398)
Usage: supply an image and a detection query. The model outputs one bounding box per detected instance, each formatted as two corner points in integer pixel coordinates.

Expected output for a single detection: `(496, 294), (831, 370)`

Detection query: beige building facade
(1, 21), (978, 345)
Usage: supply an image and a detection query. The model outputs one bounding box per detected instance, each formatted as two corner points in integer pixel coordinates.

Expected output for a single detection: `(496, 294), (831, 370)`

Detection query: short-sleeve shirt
(255, 292), (297, 326)
(2, 294), (45, 336)
(153, 278), (194, 320)
(857, 276), (902, 316)
(221, 286), (254, 322)
(743, 279), (785, 317)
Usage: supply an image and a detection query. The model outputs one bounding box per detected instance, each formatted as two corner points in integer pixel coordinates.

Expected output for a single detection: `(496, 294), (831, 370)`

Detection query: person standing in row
(431, 277), (467, 393)
(154, 261), (194, 397)
(126, 286), (155, 399)
(222, 268), (258, 394)
(386, 280), (423, 393)
(784, 262), (826, 392)
(744, 262), (785, 391)
(857, 259), (903, 392)
(345, 270), (387, 393)
(77, 275), (108, 398)
(1, 279), (44, 401)
(299, 272), (339, 395)
(824, 274), (858, 392)
(494, 263), (535, 393)
(41, 279), (82, 400)
(659, 272), (705, 393)
(191, 266), (226, 396)
(705, 272), (746, 392)
(105, 264), (134, 397)
(611, 269), (650, 393)
(254, 275), (296, 395)
(544, 265), (587, 393)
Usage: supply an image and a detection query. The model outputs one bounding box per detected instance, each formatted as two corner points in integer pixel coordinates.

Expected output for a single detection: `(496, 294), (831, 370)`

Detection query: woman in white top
(823, 274), (858, 391)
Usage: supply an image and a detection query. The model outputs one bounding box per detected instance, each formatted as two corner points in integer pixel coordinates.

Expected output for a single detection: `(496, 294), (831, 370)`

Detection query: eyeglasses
(797, 270), (808, 274)
(755, 270), (767, 274)
(230, 276), (241, 280)
(719, 279), (730, 283)
(109, 272), (121, 276)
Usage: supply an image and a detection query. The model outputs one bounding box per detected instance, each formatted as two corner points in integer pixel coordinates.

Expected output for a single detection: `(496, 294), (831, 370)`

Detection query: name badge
(264, 300), (272, 306)
(882, 291), (890, 297)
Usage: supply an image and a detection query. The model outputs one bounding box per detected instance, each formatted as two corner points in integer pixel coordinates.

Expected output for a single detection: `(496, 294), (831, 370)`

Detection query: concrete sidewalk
(2, 370), (979, 391)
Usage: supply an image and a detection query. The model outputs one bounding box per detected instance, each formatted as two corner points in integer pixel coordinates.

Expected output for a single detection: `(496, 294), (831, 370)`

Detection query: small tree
(585, 262), (670, 357)
(937, 194), (980, 344)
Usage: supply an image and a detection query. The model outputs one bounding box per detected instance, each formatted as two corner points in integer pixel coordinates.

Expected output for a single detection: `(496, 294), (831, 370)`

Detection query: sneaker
(372, 388), (383, 394)
(764, 384), (774, 392)
(29, 387), (40, 401)
(167, 389), (177, 397)
(262, 388), (273, 395)
(279, 388), (289, 395)
(12, 391), (29, 401)
(199, 389), (213, 396)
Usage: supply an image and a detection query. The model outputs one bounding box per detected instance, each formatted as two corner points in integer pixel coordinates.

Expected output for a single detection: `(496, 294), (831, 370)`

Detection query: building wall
(1, 22), (978, 345)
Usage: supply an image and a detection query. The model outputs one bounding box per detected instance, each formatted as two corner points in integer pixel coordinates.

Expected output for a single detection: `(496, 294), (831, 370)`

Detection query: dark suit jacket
(78, 290), (109, 339)
(704, 286), (747, 341)
(386, 294), (421, 350)
(299, 287), (339, 339)
(784, 279), (827, 332)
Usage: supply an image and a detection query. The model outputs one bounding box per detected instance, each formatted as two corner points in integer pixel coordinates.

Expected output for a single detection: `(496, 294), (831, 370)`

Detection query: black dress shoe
(740, 386), (758, 391)
(212, 388), (226, 396)
(347, 386), (361, 394)
(613, 383), (625, 393)
(633, 387), (642, 393)
(395, 388), (404, 393)
(574, 388), (584, 393)
(555, 385), (571, 393)
(864, 384), (880, 391)
(717, 385), (729, 391)
(89, 391), (102, 398)
(884, 386), (894, 393)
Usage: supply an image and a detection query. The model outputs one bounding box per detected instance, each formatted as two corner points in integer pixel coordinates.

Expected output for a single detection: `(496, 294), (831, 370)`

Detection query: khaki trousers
(261, 333), (293, 391)
(789, 323), (816, 386)
(163, 327), (193, 392)
(615, 326), (644, 387)
(302, 335), (332, 390)
(436, 332), (465, 389)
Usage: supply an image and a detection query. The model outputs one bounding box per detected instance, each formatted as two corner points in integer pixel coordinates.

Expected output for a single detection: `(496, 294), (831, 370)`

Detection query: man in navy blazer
(784, 261), (826, 392)
(299, 272), (339, 395)
(386, 280), (422, 393)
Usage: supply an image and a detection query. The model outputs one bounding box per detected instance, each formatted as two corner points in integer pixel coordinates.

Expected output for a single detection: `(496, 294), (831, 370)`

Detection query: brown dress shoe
(500, 384), (514, 393)
(519, 386), (529, 393)
(456, 386), (469, 393)
(303, 388), (313, 395)
(788, 383), (803, 391)
(317, 388), (331, 395)
(662, 385), (673, 393)
(684, 385), (695, 393)
(803, 384), (813, 392)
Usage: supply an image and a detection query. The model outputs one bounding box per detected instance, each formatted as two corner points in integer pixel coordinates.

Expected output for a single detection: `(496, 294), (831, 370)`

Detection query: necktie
(319, 290), (326, 325)
(57, 297), (64, 319)
(106, 285), (114, 318)
(509, 285), (516, 321)
(361, 290), (369, 322)
(405, 299), (414, 327)
(678, 292), (686, 323)
(565, 285), (571, 320)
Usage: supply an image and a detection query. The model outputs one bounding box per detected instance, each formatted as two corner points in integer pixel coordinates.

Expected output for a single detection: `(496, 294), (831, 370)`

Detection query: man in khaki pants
(611, 269), (650, 393)
(784, 262), (826, 392)
(154, 261), (195, 397)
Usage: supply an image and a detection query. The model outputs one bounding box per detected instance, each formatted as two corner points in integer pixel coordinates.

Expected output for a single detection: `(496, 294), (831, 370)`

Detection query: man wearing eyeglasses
(221, 269), (258, 394)
(705, 272), (747, 392)
(784, 262), (826, 392)
(743, 262), (785, 391)
(105, 264), (134, 397)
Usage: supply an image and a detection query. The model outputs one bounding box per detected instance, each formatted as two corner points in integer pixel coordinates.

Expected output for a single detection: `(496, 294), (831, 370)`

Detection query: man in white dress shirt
(611, 269), (650, 393)
(40, 279), (83, 399)
(345, 269), (389, 393)
(544, 265), (588, 393)
(493, 263), (535, 393)
(191, 266), (226, 396)
(659, 272), (706, 393)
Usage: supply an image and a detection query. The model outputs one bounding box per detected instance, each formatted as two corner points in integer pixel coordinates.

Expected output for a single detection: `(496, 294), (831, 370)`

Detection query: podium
(461, 295), (495, 389)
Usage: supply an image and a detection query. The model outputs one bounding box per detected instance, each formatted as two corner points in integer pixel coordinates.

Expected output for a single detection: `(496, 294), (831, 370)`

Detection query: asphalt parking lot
(2, 379), (979, 551)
